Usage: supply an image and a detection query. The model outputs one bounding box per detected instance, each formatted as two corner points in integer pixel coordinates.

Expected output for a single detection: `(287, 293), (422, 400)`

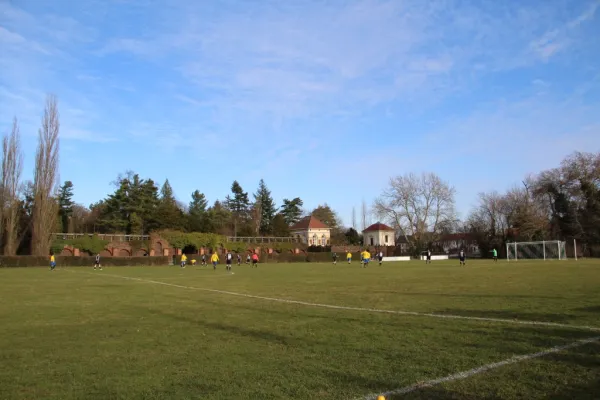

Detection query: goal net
(506, 241), (567, 261)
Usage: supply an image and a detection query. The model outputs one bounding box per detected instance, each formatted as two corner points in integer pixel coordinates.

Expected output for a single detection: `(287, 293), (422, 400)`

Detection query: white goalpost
(506, 240), (567, 261)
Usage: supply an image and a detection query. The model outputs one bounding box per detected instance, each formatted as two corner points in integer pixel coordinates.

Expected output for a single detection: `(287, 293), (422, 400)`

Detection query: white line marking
(71, 271), (600, 333)
(358, 335), (600, 399)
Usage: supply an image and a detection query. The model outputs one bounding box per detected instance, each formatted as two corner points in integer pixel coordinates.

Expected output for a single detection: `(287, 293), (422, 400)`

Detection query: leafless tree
(374, 172), (457, 251)
(1, 117), (24, 255)
(361, 200), (368, 231)
(31, 94), (60, 256)
(351, 206), (357, 231)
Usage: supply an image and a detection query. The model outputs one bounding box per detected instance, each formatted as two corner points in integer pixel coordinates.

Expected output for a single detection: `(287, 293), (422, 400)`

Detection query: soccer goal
(506, 241), (567, 261)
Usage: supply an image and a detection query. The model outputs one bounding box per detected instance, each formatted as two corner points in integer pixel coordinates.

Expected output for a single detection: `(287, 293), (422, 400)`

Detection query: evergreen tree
(225, 181), (250, 237)
(206, 200), (232, 235)
(271, 213), (290, 237)
(156, 179), (184, 230)
(188, 190), (208, 232)
(253, 179), (277, 235)
(280, 197), (303, 225)
(58, 180), (74, 232)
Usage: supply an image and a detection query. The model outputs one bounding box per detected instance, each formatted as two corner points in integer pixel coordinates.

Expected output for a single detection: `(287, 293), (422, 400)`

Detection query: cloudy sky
(1, 0), (599, 226)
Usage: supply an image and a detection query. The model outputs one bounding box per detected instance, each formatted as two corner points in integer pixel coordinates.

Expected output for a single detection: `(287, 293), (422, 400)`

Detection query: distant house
(362, 222), (395, 247)
(289, 216), (331, 246)
(395, 235), (410, 253)
(434, 233), (480, 255)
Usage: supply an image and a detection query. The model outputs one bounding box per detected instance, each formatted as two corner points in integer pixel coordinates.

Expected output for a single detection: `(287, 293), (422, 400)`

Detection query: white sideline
(71, 271), (600, 333)
(358, 335), (600, 399)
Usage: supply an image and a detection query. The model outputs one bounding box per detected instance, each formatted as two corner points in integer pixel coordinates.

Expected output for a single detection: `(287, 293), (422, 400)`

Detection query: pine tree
(188, 190), (208, 232)
(156, 179), (184, 230)
(58, 181), (74, 232)
(225, 181), (250, 237)
(280, 197), (303, 225)
(253, 179), (277, 235)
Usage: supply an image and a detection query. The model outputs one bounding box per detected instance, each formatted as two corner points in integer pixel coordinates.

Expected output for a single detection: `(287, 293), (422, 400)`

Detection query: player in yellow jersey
(49, 253), (56, 271)
(361, 249), (371, 268)
(210, 252), (219, 270)
(180, 253), (187, 268)
(346, 251), (352, 264)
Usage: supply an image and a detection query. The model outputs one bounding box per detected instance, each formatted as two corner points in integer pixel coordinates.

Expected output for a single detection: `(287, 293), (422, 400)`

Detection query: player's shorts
(459, 257), (465, 262)
(426, 255), (431, 260)
(363, 258), (370, 264)
(347, 258), (351, 261)
(50, 261), (56, 267)
(226, 260), (232, 265)
(378, 257), (383, 261)
(252, 259), (258, 264)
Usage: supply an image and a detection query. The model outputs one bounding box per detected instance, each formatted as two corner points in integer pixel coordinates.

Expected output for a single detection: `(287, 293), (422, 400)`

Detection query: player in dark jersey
(237, 253), (241, 266)
(426, 249), (432, 264)
(201, 254), (206, 266)
(246, 254), (251, 265)
(226, 252), (233, 272)
(332, 252), (338, 265)
(378, 251), (384, 266)
(459, 249), (466, 266)
(94, 254), (102, 270)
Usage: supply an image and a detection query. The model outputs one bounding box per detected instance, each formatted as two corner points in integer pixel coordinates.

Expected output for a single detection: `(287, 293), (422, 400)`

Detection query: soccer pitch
(1, 260), (599, 399)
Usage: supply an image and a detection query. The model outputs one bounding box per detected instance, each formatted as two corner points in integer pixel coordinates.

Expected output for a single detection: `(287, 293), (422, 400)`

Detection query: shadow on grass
(574, 305), (600, 313)
(434, 308), (577, 323)
(383, 291), (565, 300)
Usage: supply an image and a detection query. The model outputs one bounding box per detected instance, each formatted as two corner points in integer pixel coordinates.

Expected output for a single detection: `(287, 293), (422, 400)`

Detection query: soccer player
(191, 258), (197, 266)
(94, 254), (102, 270)
(251, 252), (259, 267)
(180, 253), (187, 268)
(492, 248), (498, 262)
(237, 253), (242, 266)
(378, 250), (384, 266)
(332, 252), (338, 265)
(426, 249), (432, 264)
(459, 249), (466, 266)
(225, 251), (233, 272)
(49, 252), (56, 271)
(201, 254), (206, 266)
(362, 249), (371, 267)
(346, 251), (352, 264)
(246, 254), (251, 265)
(210, 252), (219, 269)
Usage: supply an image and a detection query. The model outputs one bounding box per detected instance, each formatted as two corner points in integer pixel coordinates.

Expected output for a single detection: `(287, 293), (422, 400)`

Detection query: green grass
(1, 259), (600, 399)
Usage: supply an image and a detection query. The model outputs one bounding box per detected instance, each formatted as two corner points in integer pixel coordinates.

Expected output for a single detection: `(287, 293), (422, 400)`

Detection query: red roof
(363, 222), (395, 232)
(290, 216), (329, 230)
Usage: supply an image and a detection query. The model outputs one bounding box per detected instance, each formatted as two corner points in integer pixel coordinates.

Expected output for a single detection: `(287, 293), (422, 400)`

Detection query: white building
(289, 216), (331, 246)
(362, 222), (395, 247)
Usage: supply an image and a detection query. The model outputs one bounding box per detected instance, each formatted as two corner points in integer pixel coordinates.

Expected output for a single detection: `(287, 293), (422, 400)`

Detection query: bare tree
(1, 117), (24, 255)
(31, 94), (60, 256)
(351, 206), (357, 230)
(361, 200), (368, 231)
(374, 172), (457, 252)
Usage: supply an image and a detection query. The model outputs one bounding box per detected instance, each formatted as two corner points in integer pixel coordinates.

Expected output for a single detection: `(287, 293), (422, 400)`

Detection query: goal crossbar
(506, 240), (567, 261)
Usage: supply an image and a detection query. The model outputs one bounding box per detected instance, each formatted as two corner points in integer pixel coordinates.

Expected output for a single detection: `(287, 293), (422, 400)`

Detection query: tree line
(3, 95), (598, 257)
(0, 96), (353, 255)
(374, 152), (600, 256)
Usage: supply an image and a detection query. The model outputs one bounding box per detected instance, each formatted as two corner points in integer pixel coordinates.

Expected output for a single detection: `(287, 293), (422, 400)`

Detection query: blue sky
(1, 0), (599, 227)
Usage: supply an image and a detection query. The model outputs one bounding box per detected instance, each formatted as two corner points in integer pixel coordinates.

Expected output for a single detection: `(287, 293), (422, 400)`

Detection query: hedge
(0, 256), (170, 268)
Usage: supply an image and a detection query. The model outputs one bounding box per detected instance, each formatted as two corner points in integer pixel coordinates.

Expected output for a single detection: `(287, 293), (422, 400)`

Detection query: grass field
(1, 259), (600, 399)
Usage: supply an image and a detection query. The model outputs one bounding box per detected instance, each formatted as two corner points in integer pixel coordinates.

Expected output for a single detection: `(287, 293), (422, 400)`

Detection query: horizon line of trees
(2, 95), (599, 256)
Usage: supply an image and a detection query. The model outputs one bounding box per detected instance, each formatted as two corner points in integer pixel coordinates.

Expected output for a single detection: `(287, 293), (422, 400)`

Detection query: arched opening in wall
(60, 247), (73, 256)
(134, 249), (147, 257)
(118, 248), (130, 257)
(312, 234), (317, 246)
(154, 241), (163, 255)
(370, 237), (374, 246)
(321, 235), (326, 246)
(182, 244), (197, 255)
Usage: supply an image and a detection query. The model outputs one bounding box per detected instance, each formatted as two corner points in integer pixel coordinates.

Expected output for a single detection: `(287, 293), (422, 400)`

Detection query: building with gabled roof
(289, 216), (331, 246)
(362, 222), (395, 247)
